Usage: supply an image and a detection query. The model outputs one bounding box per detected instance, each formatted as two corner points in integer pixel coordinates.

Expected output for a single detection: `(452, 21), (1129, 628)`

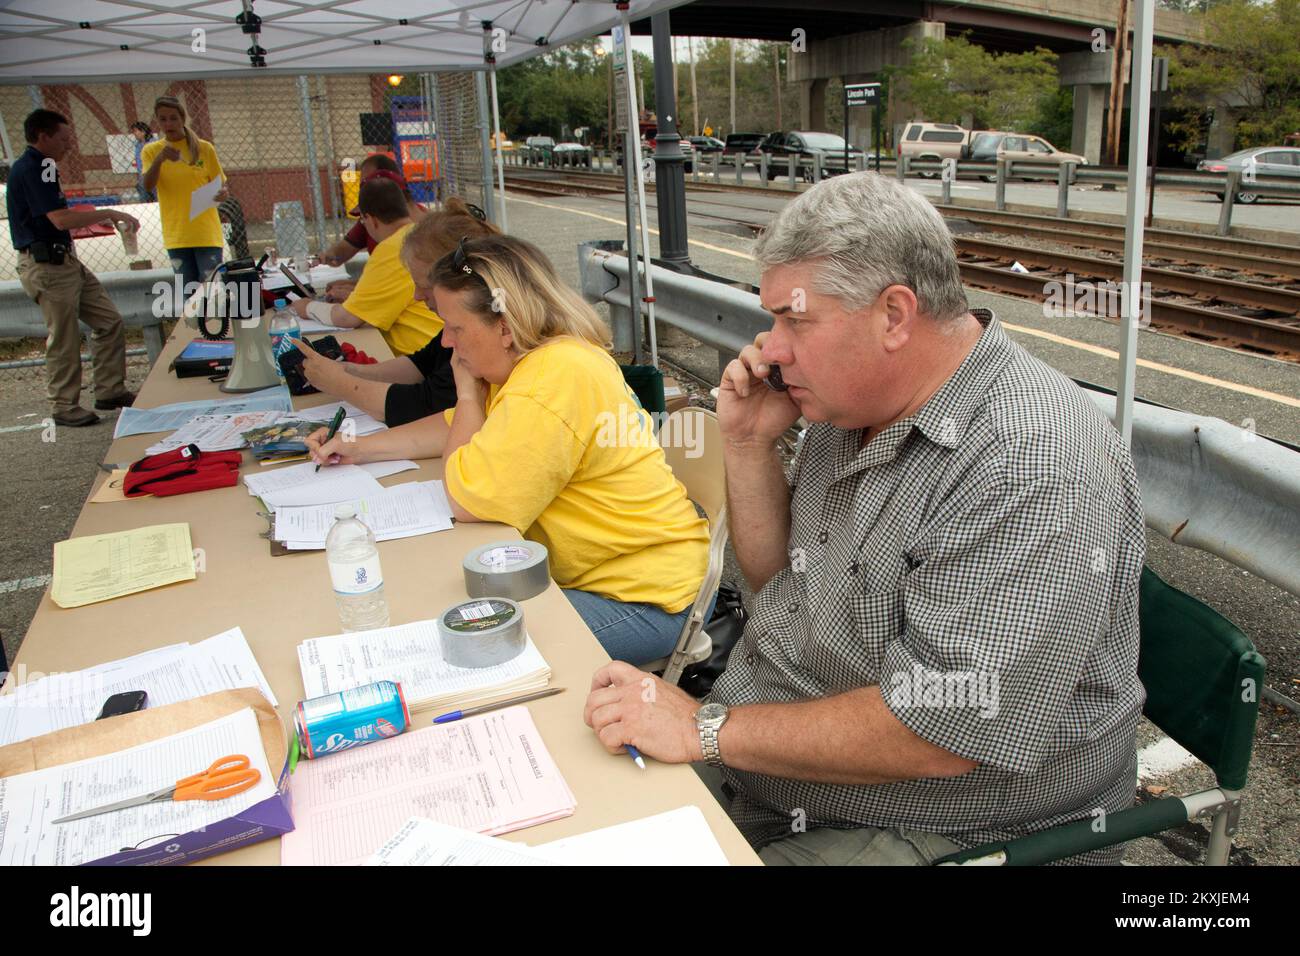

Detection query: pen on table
(625, 745), (646, 770)
(431, 687), (566, 724)
(315, 405), (347, 472)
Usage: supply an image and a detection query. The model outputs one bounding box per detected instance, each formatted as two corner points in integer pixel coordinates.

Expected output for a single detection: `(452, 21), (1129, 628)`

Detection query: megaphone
(183, 256), (282, 393)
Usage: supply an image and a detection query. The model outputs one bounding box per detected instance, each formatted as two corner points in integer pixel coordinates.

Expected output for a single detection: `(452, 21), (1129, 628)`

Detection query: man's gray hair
(753, 172), (968, 322)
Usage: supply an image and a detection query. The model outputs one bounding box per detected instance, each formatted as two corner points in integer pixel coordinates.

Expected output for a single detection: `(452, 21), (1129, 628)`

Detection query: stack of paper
(245, 459), (419, 510)
(274, 480), (454, 549)
(0, 627), (278, 747)
(113, 386), (292, 439)
(51, 523), (196, 609)
(368, 806), (731, 866)
(294, 401), (386, 438)
(297, 618), (551, 713)
(144, 410), (285, 455)
(281, 706), (575, 865)
(0, 708), (278, 866)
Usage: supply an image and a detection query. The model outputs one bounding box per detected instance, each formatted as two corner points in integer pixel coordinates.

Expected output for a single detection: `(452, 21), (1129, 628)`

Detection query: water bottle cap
(334, 504), (357, 520)
(274, 298), (288, 308)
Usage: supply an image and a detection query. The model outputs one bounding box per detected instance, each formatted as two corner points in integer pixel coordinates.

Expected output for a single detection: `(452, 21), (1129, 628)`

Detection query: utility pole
(773, 44), (782, 130)
(1106, 0), (1132, 166)
(686, 36), (696, 136)
(729, 39), (736, 134)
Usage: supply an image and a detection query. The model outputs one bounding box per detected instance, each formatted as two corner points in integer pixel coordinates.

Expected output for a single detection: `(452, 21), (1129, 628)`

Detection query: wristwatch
(695, 702), (730, 768)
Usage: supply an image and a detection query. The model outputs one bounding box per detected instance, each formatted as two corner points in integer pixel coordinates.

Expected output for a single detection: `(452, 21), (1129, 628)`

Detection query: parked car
(688, 135), (726, 154)
(722, 132), (766, 167)
(966, 131), (1086, 181)
(1198, 147), (1300, 204)
(759, 130), (864, 180)
(552, 142), (592, 167)
(898, 121), (970, 177)
(522, 135), (555, 165)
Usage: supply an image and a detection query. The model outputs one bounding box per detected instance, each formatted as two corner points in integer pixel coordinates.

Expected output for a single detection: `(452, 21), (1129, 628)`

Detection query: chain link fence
(0, 71), (489, 285)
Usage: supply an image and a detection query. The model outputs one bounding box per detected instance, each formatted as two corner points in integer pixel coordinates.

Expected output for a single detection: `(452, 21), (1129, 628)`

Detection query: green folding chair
(936, 567), (1266, 866)
(620, 364), (667, 419)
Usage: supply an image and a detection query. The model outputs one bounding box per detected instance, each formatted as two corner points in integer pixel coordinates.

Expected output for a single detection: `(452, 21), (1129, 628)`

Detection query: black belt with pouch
(27, 240), (71, 265)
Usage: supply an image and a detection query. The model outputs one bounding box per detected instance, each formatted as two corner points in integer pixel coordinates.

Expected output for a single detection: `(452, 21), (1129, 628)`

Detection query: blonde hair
(401, 196), (499, 270)
(152, 96), (202, 166)
(430, 235), (612, 355)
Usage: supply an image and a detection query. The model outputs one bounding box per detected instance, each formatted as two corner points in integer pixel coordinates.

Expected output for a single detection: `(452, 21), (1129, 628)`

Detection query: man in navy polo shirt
(8, 109), (140, 426)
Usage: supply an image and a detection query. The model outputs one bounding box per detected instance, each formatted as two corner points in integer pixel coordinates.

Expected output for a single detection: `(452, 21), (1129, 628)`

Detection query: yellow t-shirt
(141, 137), (225, 250)
(444, 338), (709, 614)
(342, 223), (441, 356)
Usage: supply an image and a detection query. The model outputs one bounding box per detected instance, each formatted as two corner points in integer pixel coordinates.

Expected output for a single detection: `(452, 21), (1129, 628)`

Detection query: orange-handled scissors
(52, 755), (262, 825)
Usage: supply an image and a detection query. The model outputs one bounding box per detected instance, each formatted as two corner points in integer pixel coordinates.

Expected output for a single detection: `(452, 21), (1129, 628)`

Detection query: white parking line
(0, 574), (52, 595)
(0, 423), (49, 434)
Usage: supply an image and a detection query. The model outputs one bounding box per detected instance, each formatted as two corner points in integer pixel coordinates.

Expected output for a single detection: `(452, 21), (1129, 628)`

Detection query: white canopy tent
(0, 0), (1159, 432)
(0, 0), (684, 81)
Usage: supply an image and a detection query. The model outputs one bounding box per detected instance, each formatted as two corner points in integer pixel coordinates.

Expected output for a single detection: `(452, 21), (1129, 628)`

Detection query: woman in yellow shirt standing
(305, 235), (711, 664)
(140, 96), (227, 305)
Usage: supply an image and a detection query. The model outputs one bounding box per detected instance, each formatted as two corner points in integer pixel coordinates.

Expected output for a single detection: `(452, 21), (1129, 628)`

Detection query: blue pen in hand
(625, 744), (646, 770)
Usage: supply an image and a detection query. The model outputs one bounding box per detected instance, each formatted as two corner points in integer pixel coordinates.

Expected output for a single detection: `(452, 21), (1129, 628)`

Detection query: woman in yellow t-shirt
(306, 235), (711, 664)
(140, 96), (227, 307)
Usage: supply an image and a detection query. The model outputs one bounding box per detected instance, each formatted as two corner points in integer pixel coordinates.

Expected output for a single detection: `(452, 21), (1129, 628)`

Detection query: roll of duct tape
(462, 541), (550, 601)
(437, 597), (526, 668)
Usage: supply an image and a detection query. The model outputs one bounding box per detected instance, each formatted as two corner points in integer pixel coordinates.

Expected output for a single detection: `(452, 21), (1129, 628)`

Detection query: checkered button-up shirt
(708, 311), (1146, 864)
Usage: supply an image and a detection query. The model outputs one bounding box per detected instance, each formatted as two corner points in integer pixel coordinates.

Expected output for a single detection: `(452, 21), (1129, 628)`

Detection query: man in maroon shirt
(320, 153), (426, 300)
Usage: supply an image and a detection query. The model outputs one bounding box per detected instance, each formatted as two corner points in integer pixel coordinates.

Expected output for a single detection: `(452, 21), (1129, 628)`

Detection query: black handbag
(677, 582), (748, 698)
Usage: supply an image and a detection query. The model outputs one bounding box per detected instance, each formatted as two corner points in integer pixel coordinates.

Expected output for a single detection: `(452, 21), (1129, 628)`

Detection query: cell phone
(764, 363), (788, 391)
(96, 690), (148, 720)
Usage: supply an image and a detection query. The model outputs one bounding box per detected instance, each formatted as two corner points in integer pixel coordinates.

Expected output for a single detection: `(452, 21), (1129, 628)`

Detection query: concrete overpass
(631, 0), (1215, 162)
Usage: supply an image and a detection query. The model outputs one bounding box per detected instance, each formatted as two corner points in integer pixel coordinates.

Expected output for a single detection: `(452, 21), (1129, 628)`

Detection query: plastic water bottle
(268, 298), (301, 378)
(326, 505), (390, 632)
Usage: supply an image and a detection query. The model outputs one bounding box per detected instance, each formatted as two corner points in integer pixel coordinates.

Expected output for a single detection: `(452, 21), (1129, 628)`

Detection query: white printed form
(296, 619), (549, 710)
(0, 708), (277, 866)
(281, 705), (575, 865)
(0, 627), (277, 747)
(244, 461), (385, 510)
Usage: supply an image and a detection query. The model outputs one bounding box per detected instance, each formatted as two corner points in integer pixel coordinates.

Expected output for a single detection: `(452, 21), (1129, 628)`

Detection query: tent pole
(474, 71), (497, 224)
(1117, 0), (1155, 445)
(27, 85), (41, 109)
(620, 8), (659, 369)
(489, 63), (509, 232)
(296, 75), (328, 255)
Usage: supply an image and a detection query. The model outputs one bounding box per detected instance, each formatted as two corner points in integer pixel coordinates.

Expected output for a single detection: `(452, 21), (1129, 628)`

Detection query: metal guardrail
(578, 241), (1300, 597)
(0, 257), (367, 367)
(0, 268), (175, 363)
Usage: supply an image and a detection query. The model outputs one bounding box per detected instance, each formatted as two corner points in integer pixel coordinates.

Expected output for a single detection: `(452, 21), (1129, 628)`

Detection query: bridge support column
(799, 78), (828, 132)
(1070, 83), (1106, 165)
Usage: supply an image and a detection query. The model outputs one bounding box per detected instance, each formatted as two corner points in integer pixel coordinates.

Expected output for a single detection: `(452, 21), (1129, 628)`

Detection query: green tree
(1163, 0), (1300, 151)
(889, 35), (1060, 132)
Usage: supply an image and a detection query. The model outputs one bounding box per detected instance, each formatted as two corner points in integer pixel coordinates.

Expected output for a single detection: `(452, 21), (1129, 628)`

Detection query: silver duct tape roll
(437, 597), (526, 669)
(462, 540), (550, 602)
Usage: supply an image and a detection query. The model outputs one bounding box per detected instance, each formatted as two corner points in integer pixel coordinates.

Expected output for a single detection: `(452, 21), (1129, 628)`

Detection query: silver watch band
(700, 724), (723, 768)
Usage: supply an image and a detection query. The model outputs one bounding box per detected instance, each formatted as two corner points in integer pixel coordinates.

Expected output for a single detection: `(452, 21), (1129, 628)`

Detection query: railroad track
(956, 239), (1300, 359)
(503, 170), (1300, 359)
(937, 205), (1300, 280)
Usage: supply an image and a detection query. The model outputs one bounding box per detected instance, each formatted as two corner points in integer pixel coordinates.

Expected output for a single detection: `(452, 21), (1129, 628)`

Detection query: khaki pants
(693, 763), (960, 866)
(17, 252), (127, 413)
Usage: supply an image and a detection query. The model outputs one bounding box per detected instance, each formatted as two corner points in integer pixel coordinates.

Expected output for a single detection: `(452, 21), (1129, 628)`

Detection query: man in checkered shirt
(584, 172), (1146, 865)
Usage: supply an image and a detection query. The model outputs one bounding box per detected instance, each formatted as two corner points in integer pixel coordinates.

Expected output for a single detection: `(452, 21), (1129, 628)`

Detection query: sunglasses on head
(452, 236), (476, 277)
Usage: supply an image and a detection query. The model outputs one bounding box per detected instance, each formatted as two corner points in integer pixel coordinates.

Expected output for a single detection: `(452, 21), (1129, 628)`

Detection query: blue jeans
(167, 246), (224, 295)
(563, 588), (716, 666)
